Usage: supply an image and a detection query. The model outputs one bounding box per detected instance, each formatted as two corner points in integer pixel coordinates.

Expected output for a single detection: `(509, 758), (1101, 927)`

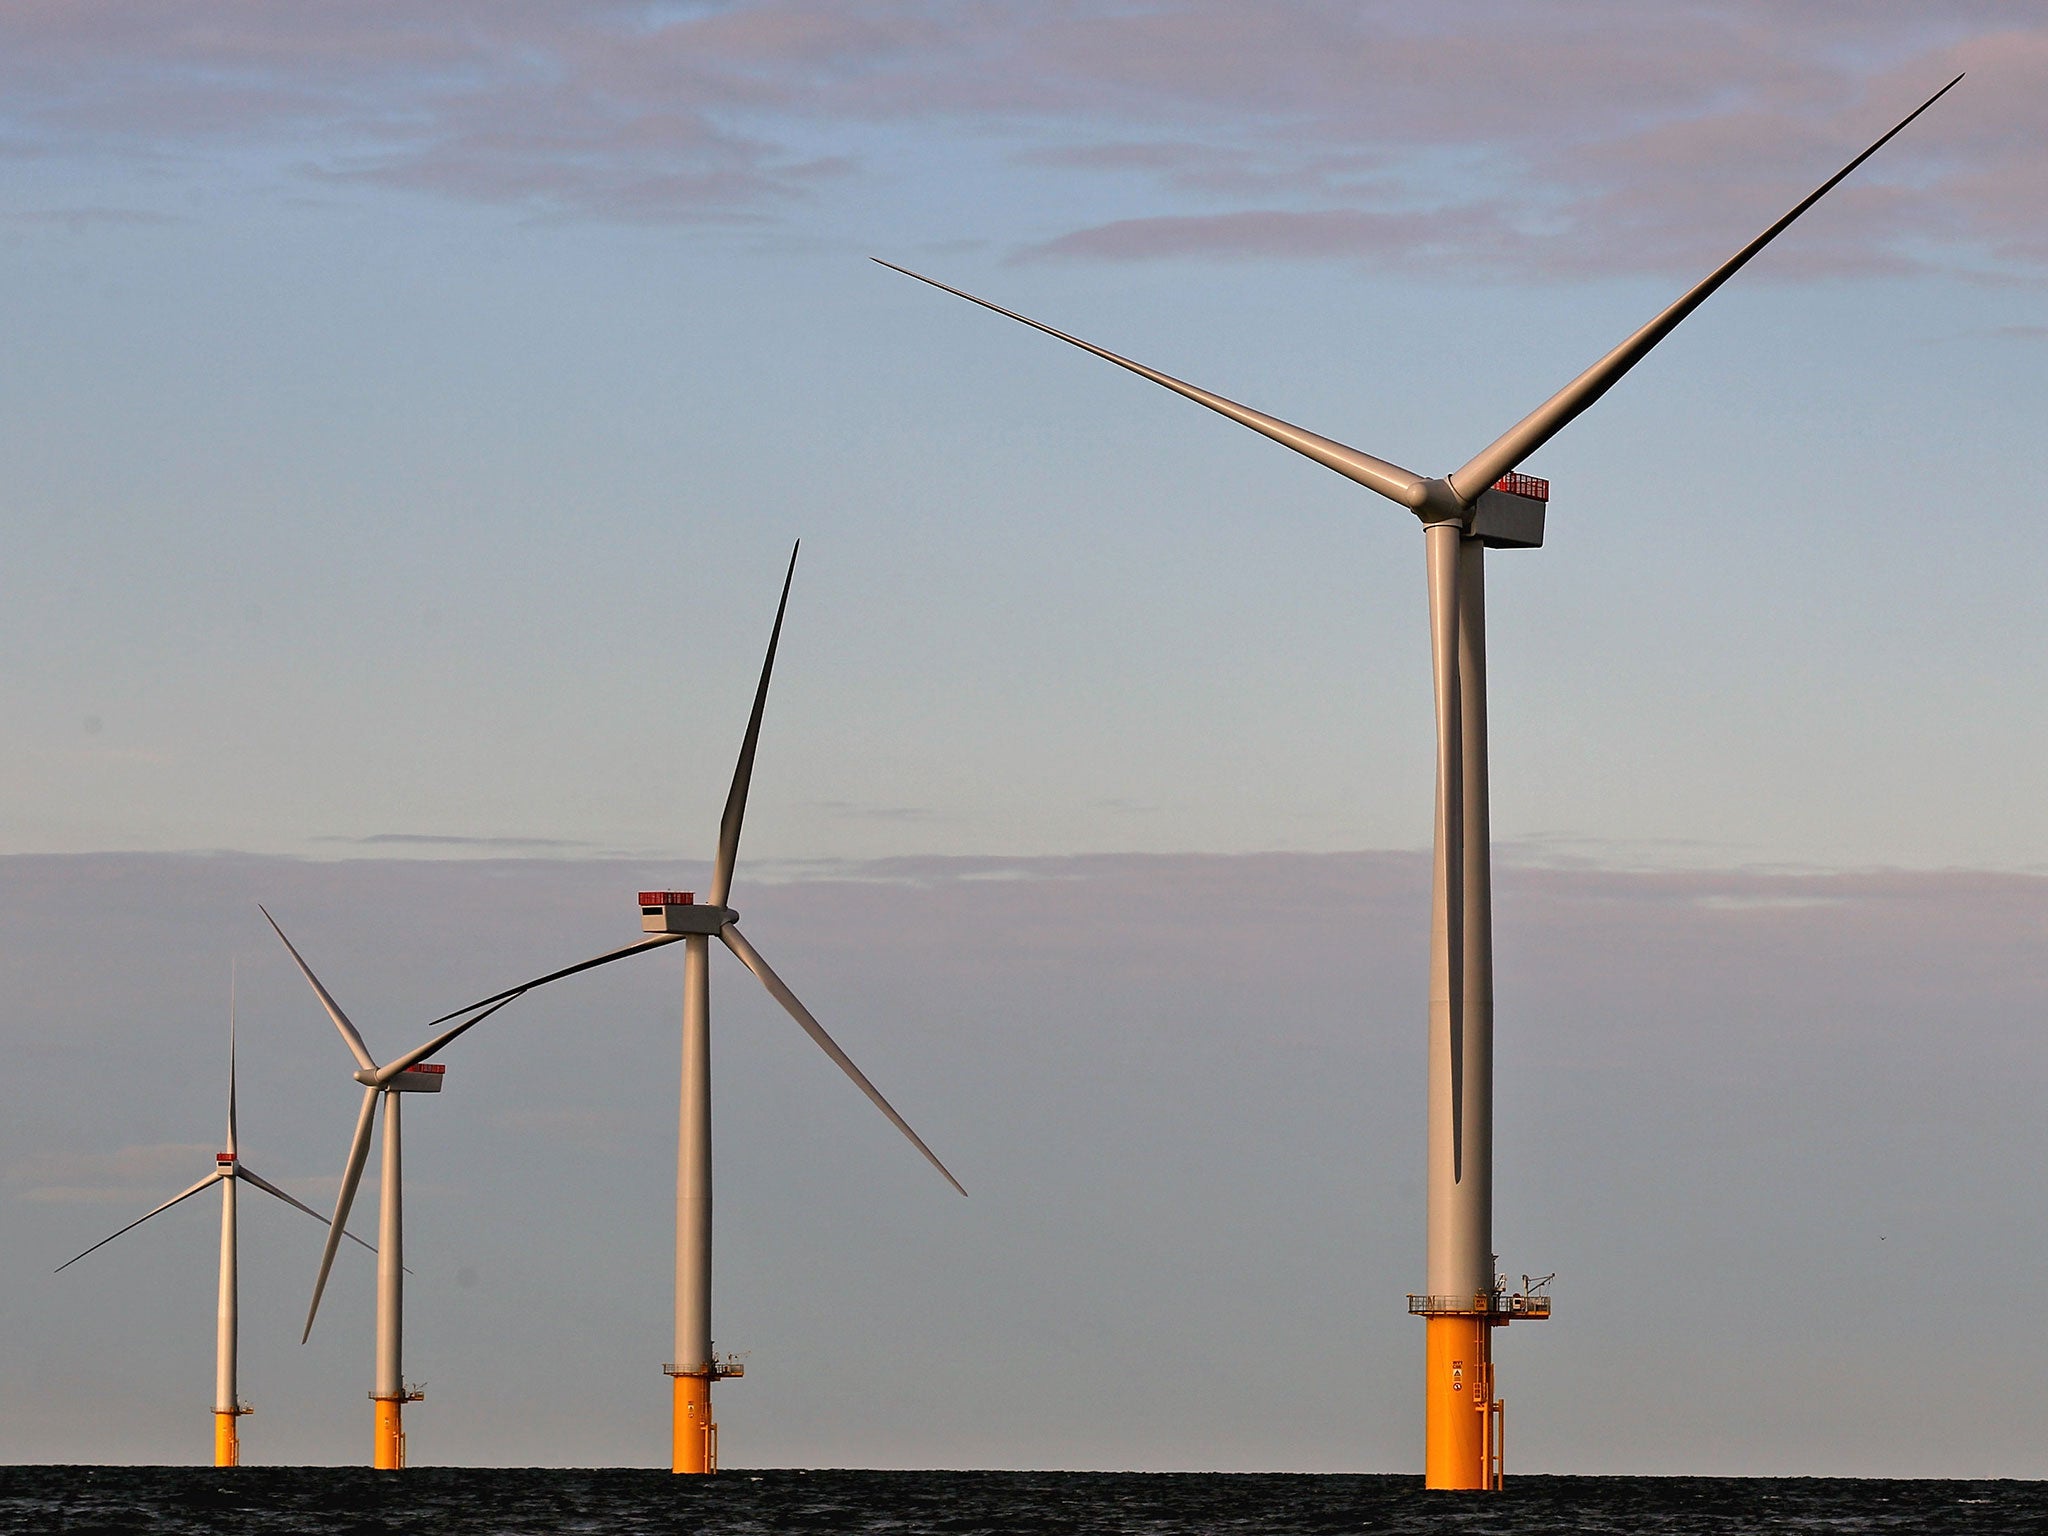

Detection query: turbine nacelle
(1468, 475), (1548, 550)
(351, 1061), (447, 1092)
(639, 891), (738, 936)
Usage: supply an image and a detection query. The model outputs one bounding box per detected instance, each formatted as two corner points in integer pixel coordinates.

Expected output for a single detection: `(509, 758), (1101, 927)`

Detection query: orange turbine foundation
(1424, 1315), (1496, 1490)
(671, 1373), (716, 1475)
(373, 1398), (406, 1470)
(213, 1409), (242, 1468)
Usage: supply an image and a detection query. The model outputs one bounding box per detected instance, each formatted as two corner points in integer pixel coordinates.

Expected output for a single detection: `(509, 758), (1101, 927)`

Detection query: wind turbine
(261, 907), (526, 1470)
(56, 967), (371, 1467)
(878, 77), (1961, 1490)
(419, 543), (965, 1473)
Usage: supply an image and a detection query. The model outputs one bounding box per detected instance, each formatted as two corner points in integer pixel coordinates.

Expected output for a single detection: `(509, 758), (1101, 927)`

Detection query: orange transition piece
(213, 1409), (244, 1468)
(1416, 1290), (1548, 1489)
(373, 1397), (406, 1470)
(671, 1373), (715, 1475)
(1424, 1315), (1498, 1490)
(669, 1357), (742, 1474)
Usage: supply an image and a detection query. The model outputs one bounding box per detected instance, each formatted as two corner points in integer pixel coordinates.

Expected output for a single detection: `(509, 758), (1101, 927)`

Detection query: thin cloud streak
(4, 206), (179, 231)
(321, 832), (598, 849)
(1015, 207), (1515, 269)
(808, 800), (937, 823)
(8, 1142), (214, 1204)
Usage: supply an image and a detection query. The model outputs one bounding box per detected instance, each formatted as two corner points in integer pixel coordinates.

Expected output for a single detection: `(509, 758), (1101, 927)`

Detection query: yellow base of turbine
(213, 1409), (244, 1468)
(373, 1397), (407, 1470)
(1424, 1315), (1499, 1490)
(671, 1374), (716, 1474)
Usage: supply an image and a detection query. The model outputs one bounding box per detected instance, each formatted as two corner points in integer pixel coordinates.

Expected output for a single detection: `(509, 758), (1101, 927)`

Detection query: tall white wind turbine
(261, 908), (526, 1470)
(56, 968), (371, 1467)
(878, 77), (1960, 1490)
(420, 543), (964, 1473)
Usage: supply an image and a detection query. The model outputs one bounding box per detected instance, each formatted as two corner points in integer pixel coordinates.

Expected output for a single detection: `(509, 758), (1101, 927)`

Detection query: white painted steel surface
(676, 934), (713, 1374)
(216, 1166), (238, 1415)
(301, 1085), (381, 1339)
(1442, 79), (1960, 505)
(869, 261), (1429, 510)
(376, 1094), (403, 1403)
(1424, 524), (1494, 1300)
(218, 981), (240, 1417)
(1452, 538), (1495, 1298)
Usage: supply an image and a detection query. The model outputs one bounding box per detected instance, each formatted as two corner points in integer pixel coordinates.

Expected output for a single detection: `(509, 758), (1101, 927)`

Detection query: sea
(2, 1468), (2042, 1535)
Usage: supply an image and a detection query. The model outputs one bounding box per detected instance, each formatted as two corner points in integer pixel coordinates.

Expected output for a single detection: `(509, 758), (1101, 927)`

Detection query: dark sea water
(2, 1468), (2041, 1535)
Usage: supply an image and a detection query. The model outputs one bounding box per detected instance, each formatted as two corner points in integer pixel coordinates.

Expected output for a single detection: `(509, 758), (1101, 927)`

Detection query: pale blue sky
(3, 0), (2047, 1473)
(4, 1), (2044, 871)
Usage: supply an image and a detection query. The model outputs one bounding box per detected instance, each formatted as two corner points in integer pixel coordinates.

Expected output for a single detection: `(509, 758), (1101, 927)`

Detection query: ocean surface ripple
(1, 1467), (2040, 1535)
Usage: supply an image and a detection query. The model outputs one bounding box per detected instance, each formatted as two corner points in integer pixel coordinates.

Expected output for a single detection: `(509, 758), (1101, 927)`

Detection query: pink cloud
(1013, 205), (1559, 273)
(0, 2), (2034, 276)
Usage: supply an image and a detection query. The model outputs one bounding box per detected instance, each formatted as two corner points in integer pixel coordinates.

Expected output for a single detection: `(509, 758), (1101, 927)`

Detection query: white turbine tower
(420, 543), (965, 1473)
(56, 968), (371, 1467)
(262, 907), (526, 1470)
(879, 78), (1960, 1489)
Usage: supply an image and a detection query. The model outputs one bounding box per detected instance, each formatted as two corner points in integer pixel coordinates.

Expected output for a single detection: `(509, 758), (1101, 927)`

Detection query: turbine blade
(303, 1086), (380, 1342)
(719, 924), (967, 1196)
(377, 990), (525, 1082)
(418, 934), (684, 1030)
(710, 543), (799, 908)
(226, 959), (239, 1157)
(1447, 75), (1963, 502)
(55, 1170), (223, 1273)
(238, 1165), (378, 1255)
(874, 259), (1427, 510)
(260, 907), (379, 1073)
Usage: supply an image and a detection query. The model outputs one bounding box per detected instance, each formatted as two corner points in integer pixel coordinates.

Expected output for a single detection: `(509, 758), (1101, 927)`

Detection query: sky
(3, 0), (2047, 1474)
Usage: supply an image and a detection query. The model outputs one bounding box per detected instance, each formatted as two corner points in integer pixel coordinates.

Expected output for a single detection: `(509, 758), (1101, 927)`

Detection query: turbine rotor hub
(1411, 477), (1468, 527)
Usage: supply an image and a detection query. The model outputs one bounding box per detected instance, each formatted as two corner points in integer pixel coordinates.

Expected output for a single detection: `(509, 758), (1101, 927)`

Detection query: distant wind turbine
(877, 76), (1961, 1490)
(56, 966), (371, 1467)
(262, 908), (525, 1470)
(423, 543), (964, 1473)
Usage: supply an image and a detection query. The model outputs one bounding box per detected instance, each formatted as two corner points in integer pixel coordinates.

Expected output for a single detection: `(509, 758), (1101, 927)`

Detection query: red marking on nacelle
(1492, 472), (1549, 502)
(639, 891), (695, 906)
(403, 1062), (446, 1075)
